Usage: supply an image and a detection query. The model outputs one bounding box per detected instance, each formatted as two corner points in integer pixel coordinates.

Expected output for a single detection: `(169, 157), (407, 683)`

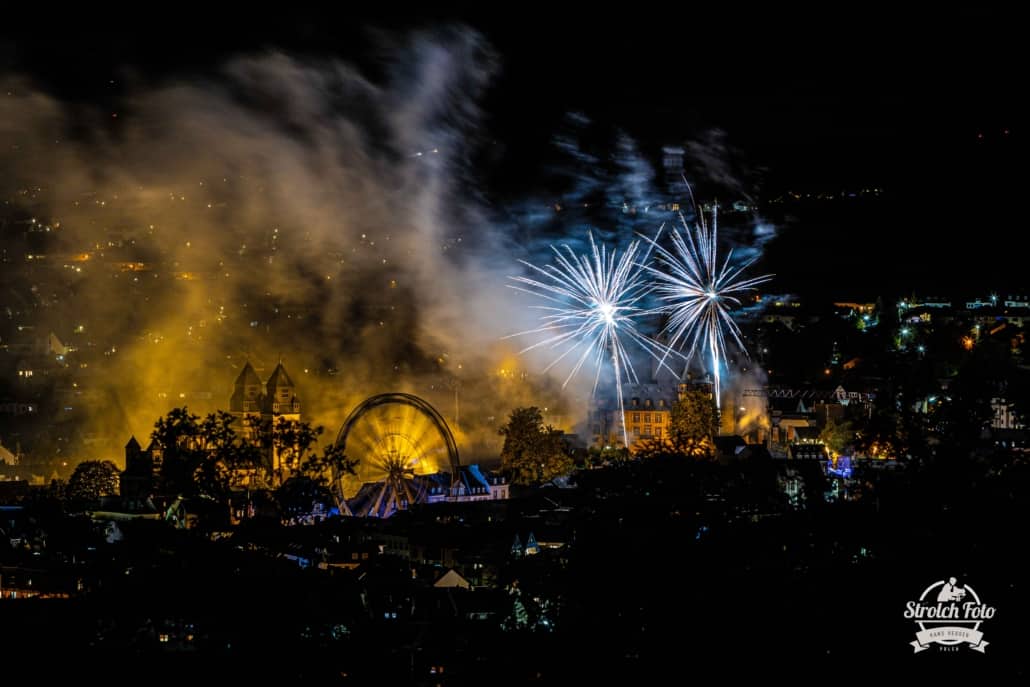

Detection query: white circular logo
(903, 577), (994, 653)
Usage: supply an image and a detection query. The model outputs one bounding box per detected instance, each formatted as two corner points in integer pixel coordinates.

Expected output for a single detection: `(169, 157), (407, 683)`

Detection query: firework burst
(506, 232), (678, 448)
(644, 205), (772, 410)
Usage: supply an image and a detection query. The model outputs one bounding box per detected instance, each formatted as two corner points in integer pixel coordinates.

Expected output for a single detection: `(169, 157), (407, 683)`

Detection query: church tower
(261, 361), (302, 481)
(226, 360), (303, 485)
(230, 361), (263, 415)
(262, 361), (301, 419)
(120, 435), (156, 506)
(229, 361), (264, 442)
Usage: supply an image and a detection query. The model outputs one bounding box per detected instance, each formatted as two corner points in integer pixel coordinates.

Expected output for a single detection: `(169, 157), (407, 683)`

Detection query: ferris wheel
(332, 393), (460, 517)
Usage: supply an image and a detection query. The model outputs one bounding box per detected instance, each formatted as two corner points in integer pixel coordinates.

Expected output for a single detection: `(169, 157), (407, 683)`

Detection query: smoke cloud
(1, 28), (776, 469)
(1, 29), (576, 467)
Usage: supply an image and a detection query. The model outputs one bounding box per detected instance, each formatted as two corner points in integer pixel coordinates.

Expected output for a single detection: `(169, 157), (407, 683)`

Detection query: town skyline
(1, 10), (1026, 682)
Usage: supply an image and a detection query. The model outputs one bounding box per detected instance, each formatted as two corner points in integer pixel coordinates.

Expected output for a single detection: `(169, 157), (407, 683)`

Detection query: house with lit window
(588, 383), (679, 451)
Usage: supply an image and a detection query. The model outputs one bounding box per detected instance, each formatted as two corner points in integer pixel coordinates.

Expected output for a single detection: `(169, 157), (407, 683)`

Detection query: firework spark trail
(643, 205), (773, 411)
(506, 232), (681, 449)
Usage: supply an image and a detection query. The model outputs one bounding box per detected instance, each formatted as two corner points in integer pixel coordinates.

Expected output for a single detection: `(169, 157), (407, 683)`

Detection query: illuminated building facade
(591, 383), (704, 451)
(622, 388), (675, 451)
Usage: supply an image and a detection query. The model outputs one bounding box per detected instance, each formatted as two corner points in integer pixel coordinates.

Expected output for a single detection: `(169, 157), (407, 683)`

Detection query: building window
(633, 426), (641, 437)
(655, 413), (662, 424)
(644, 425), (652, 436)
(656, 427), (662, 438)
(644, 413), (651, 423)
(632, 413), (640, 423)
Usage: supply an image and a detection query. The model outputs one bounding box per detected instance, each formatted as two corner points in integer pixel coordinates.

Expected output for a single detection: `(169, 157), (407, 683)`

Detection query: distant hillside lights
(894, 295), (1028, 343)
(898, 294), (1028, 312)
(769, 187), (885, 203)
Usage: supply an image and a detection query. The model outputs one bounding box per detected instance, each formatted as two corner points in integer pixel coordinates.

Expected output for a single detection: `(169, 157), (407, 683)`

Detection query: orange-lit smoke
(0, 30), (580, 469)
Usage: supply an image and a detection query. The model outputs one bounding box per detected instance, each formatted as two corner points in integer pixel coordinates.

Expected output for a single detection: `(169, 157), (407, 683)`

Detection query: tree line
(499, 388), (720, 484)
(65, 407), (356, 523)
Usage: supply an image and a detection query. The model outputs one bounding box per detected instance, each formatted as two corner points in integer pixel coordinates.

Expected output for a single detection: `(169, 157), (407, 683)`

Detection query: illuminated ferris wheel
(332, 393), (460, 517)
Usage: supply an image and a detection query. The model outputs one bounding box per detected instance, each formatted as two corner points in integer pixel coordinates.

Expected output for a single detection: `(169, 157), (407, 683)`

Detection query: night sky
(2, 16), (1026, 680)
(2, 8), (1023, 298)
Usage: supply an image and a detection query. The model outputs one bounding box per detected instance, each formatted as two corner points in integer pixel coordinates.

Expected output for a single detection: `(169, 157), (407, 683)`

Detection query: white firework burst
(506, 232), (678, 449)
(644, 205), (772, 410)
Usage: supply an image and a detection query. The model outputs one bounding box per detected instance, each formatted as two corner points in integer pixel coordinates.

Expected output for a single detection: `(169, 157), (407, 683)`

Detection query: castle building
(590, 380), (715, 452)
(589, 385), (675, 451)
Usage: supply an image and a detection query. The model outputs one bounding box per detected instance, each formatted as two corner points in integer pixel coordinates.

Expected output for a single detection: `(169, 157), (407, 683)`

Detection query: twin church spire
(229, 360), (300, 417)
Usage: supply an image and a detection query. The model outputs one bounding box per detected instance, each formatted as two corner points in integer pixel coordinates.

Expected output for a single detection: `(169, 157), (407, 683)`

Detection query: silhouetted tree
(66, 460), (120, 503)
(152, 407), (203, 495)
(635, 433), (716, 460)
(296, 441), (356, 480)
(499, 407), (574, 485)
(668, 388), (718, 457)
(151, 408), (245, 499)
(248, 416), (324, 485)
(819, 417), (854, 457)
(151, 407), (355, 517)
(584, 445), (630, 467)
(197, 410), (266, 498)
(295, 441), (357, 515)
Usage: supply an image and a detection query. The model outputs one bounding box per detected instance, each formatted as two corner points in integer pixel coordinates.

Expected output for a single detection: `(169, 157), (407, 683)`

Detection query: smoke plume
(1, 29), (572, 466)
(1, 28), (776, 469)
